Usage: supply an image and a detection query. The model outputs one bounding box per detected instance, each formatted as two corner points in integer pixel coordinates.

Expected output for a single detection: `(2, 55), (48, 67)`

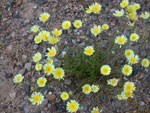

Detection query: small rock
(50, 104), (57, 112)
(24, 84), (31, 95)
(25, 62), (32, 71)
(22, 55), (27, 59)
(39, 0), (47, 5)
(140, 50), (147, 57)
(48, 94), (56, 101)
(8, 0), (15, 4)
(18, 68), (26, 75)
(24, 106), (30, 113)
(11, 32), (16, 37)
(9, 91), (16, 99)
(5, 73), (13, 79)
(7, 45), (13, 52)
(16, 0), (22, 6)
(64, 79), (71, 85)
(123, 29), (130, 37)
(39, 99), (48, 108)
(72, 39), (76, 45)
(86, 29), (91, 36)
(84, 106), (88, 111)
(33, 44), (39, 50)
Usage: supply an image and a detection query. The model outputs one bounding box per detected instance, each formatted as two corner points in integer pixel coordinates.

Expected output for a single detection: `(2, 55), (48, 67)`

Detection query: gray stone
(123, 29), (130, 37)
(5, 73), (13, 79)
(86, 29), (91, 36)
(22, 55), (27, 60)
(141, 50), (147, 57)
(8, 0), (15, 4)
(18, 68), (26, 75)
(25, 62), (32, 71)
(33, 44), (39, 50)
(64, 79), (71, 85)
(39, 99), (48, 108)
(24, 106), (30, 113)
(48, 94), (56, 101)
(72, 39), (76, 45)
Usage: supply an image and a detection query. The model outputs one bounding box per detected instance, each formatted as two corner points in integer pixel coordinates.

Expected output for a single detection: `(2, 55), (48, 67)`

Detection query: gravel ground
(0, 0), (150, 113)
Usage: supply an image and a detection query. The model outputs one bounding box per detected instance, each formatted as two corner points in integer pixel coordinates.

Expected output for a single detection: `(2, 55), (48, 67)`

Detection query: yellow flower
(66, 100), (79, 113)
(73, 20), (82, 29)
(29, 92), (44, 105)
(92, 84), (99, 93)
(100, 65), (111, 76)
(46, 47), (57, 57)
(82, 84), (92, 94)
(13, 74), (24, 83)
(60, 92), (69, 101)
(127, 55), (139, 65)
(43, 63), (55, 75)
(127, 5), (136, 13)
(124, 81), (136, 92)
(115, 35), (127, 46)
(34, 35), (42, 44)
(39, 12), (50, 22)
(47, 58), (53, 64)
(120, 0), (129, 8)
(122, 65), (133, 76)
(107, 78), (119, 87)
(53, 68), (65, 80)
(91, 2), (102, 14)
(102, 24), (109, 30)
(35, 63), (43, 71)
(86, 6), (92, 14)
(113, 10), (124, 17)
(39, 30), (51, 41)
(37, 77), (47, 87)
(128, 12), (138, 20)
(84, 46), (95, 56)
(49, 37), (60, 44)
(134, 3), (141, 10)
(140, 12), (150, 19)
(117, 92), (127, 100)
(91, 107), (102, 113)
(141, 58), (150, 68)
(30, 25), (40, 33)
(91, 25), (101, 36)
(33, 52), (42, 62)
(52, 29), (62, 37)
(62, 20), (71, 30)
(130, 33), (139, 42)
(125, 49), (134, 58)
(123, 91), (133, 98)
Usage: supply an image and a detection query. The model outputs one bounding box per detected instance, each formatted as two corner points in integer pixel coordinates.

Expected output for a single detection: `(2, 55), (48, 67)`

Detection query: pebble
(18, 68), (26, 75)
(5, 73), (13, 79)
(9, 91), (16, 99)
(25, 62), (32, 71)
(24, 106), (30, 113)
(86, 29), (91, 36)
(123, 29), (130, 37)
(64, 79), (71, 85)
(33, 44), (39, 50)
(22, 55), (27, 60)
(8, 0), (15, 4)
(72, 39), (76, 45)
(140, 50), (147, 57)
(39, 99), (48, 108)
(39, 0), (47, 5)
(47, 94), (56, 101)
(24, 84), (31, 95)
